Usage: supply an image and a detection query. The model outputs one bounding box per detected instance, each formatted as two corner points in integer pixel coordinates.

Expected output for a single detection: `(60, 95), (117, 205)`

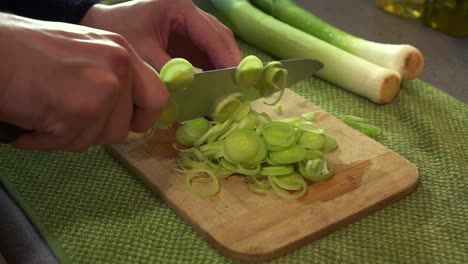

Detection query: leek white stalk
(210, 0), (401, 103)
(251, 0), (424, 80)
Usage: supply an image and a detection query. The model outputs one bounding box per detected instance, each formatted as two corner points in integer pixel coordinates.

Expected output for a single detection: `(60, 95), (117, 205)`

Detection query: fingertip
(209, 47), (242, 70)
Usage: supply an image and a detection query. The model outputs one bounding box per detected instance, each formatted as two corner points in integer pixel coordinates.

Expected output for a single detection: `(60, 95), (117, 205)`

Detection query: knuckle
(107, 33), (129, 48)
(77, 100), (104, 120)
(107, 47), (132, 78)
(77, 76), (120, 119)
(77, 68), (121, 112)
(95, 74), (121, 99)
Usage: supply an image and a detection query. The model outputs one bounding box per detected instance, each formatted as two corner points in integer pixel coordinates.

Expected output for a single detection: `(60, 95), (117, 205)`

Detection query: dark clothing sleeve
(0, 0), (100, 24)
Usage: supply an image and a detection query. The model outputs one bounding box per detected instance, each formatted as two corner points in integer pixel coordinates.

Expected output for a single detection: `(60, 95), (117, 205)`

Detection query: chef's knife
(0, 58), (323, 143)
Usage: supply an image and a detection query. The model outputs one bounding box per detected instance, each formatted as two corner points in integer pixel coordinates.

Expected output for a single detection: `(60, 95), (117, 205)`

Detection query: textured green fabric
(1, 42), (467, 264)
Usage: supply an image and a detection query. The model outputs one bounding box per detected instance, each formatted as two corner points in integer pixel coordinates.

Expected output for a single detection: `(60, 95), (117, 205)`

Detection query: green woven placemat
(1, 42), (467, 264)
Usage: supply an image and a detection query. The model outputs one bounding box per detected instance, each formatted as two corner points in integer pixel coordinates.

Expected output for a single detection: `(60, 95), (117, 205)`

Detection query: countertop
(1, 0), (467, 263)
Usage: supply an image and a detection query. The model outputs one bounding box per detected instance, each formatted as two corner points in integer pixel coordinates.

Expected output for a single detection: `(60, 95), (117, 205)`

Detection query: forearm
(0, 0), (100, 24)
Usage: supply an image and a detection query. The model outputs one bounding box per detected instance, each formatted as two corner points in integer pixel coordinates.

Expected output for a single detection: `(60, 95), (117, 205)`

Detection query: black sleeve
(0, 0), (101, 24)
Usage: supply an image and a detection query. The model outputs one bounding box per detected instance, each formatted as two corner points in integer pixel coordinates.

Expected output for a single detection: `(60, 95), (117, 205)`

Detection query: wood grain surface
(109, 89), (418, 262)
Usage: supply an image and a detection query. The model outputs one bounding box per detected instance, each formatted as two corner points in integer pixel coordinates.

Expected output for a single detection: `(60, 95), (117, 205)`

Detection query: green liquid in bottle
(377, 0), (426, 18)
(423, 0), (468, 37)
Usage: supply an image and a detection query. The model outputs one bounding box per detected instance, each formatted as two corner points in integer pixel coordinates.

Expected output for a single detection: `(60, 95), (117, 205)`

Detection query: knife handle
(0, 122), (28, 143)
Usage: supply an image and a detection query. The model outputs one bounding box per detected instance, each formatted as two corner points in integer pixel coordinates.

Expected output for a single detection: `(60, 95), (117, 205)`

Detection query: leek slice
(304, 149), (325, 160)
(235, 55), (264, 87)
(262, 121), (298, 150)
(248, 181), (268, 195)
(205, 121), (231, 143)
(294, 121), (324, 134)
(268, 175), (307, 200)
(299, 159), (333, 182)
(159, 58), (194, 93)
(258, 112), (273, 124)
(231, 101), (251, 121)
(176, 117), (211, 147)
(184, 169), (220, 197)
(248, 175), (271, 195)
(321, 134), (338, 153)
(272, 172), (304, 191)
(176, 152), (208, 171)
(207, 159), (234, 178)
(219, 158), (261, 176)
(243, 137), (268, 167)
(249, 175), (272, 189)
(223, 129), (260, 163)
(212, 93), (244, 123)
(298, 150), (333, 182)
(237, 112), (260, 130)
(298, 131), (324, 150)
(255, 61), (288, 105)
(269, 145), (306, 164)
(260, 165), (294, 176)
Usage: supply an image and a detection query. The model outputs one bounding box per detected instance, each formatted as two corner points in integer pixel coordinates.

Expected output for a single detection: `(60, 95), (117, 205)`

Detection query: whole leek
(251, 0), (424, 80)
(209, 0), (401, 104)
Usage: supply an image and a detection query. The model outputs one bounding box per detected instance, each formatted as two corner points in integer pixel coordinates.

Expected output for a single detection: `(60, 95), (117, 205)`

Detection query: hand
(80, 0), (243, 71)
(0, 13), (169, 152)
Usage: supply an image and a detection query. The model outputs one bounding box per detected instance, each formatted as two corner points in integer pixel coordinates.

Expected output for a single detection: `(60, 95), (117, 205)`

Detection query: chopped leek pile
(167, 54), (337, 200)
(175, 94), (337, 200)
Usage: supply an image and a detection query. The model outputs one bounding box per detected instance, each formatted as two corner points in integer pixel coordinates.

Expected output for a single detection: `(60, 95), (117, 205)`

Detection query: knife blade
(172, 58), (323, 122)
(0, 58), (323, 143)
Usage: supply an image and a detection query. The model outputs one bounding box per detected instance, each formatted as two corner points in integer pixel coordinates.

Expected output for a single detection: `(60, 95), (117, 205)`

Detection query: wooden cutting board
(109, 89), (418, 262)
